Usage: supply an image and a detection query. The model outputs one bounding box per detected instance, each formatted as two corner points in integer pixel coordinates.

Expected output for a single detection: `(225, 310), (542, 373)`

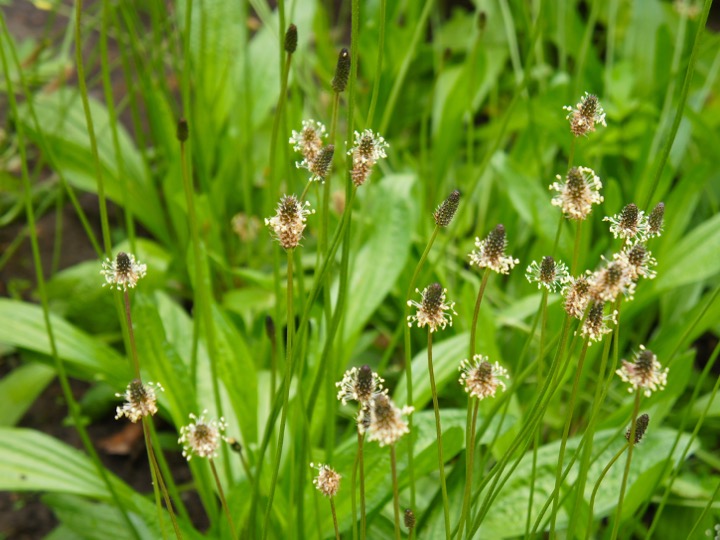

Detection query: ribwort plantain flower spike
(176, 118), (189, 142)
(647, 202), (665, 238)
(347, 129), (389, 187)
(469, 224), (519, 274)
(298, 144), (334, 183)
(115, 380), (163, 423)
(563, 92), (606, 137)
(364, 393), (413, 447)
(625, 413), (650, 444)
(336, 365), (385, 406)
(589, 257), (636, 302)
(603, 203), (648, 240)
(289, 119), (327, 165)
(563, 275), (591, 319)
(178, 411), (227, 460)
(459, 356), (509, 400)
(265, 194), (314, 250)
(407, 283), (457, 332)
(550, 166), (603, 221)
(284, 24), (298, 54)
(433, 189), (461, 227)
(331, 48), (350, 93)
(616, 346), (669, 397)
(404, 509), (416, 531)
(310, 463), (341, 497)
(101, 252), (147, 291)
(615, 243), (658, 281)
(579, 301), (616, 344)
(526, 256), (571, 292)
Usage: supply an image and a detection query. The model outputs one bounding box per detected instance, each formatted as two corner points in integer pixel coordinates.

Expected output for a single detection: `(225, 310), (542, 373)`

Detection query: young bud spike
(626, 413), (649, 444)
(331, 48), (351, 93)
(284, 24), (298, 54)
(177, 118), (189, 142)
(404, 509), (416, 530)
(433, 189), (461, 227)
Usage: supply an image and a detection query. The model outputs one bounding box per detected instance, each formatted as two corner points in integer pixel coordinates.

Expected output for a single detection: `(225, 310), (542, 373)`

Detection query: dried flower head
(331, 48), (351, 93)
(265, 195), (314, 250)
(459, 356), (509, 400)
(115, 380), (163, 423)
(579, 301), (616, 344)
(563, 92), (606, 137)
(284, 23), (298, 54)
(603, 203), (648, 240)
(364, 393), (413, 447)
(178, 411), (227, 460)
(469, 224), (519, 274)
(589, 257), (636, 302)
(625, 413), (650, 444)
(101, 252), (147, 291)
(289, 119), (327, 164)
(310, 463), (341, 497)
(336, 365), (385, 405)
(298, 144), (335, 183)
(347, 129), (388, 187)
(407, 283), (457, 332)
(615, 243), (658, 281)
(647, 202), (665, 238)
(550, 166), (603, 221)
(526, 256), (571, 292)
(434, 189), (461, 227)
(616, 346), (668, 397)
(404, 509), (416, 531)
(563, 275), (591, 319)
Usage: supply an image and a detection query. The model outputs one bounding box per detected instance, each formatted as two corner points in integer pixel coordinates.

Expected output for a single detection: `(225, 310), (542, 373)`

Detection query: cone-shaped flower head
(579, 300), (616, 343)
(336, 365), (385, 405)
(563, 92), (606, 137)
(284, 23), (298, 53)
(459, 356), (509, 400)
(647, 202), (665, 238)
(290, 119), (327, 164)
(404, 509), (416, 531)
(348, 129), (388, 187)
(364, 393), (413, 447)
(603, 203), (648, 240)
(625, 413), (650, 444)
(526, 256), (571, 292)
(589, 257), (636, 302)
(433, 189), (461, 227)
(101, 252), (147, 291)
(115, 380), (163, 423)
(407, 283), (457, 332)
(331, 48), (351, 93)
(298, 144), (335, 183)
(178, 411), (227, 460)
(563, 275), (591, 319)
(616, 346), (668, 397)
(550, 166), (603, 221)
(469, 224), (519, 274)
(265, 195), (314, 250)
(310, 463), (341, 497)
(615, 243), (657, 281)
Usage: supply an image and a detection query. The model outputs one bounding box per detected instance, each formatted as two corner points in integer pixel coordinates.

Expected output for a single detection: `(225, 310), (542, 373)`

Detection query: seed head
(550, 166), (603, 221)
(589, 257), (635, 302)
(404, 509), (416, 531)
(433, 189), (461, 227)
(647, 202), (665, 238)
(178, 411), (227, 460)
(298, 144), (334, 183)
(615, 243), (657, 280)
(101, 252), (147, 291)
(290, 119), (327, 164)
(407, 283), (457, 333)
(310, 463), (341, 497)
(603, 203), (648, 240)
(115, 380), (163, 423)
(563, 275), (591, 319)
(284, 24), (298, 54)
(579, 301), (616, 344)
(331, 48), (351, 93)
(563, 92), (606, 137)
(364, 393), (413, 447)
(336, 365), (386, 405)
(469, 224), (519, 274)
(625, 413), (650, 444)
(459, 356), (509, 400)
(616, 346), (668, 397)
(265, 195), (314, 250)
(526, 256), (571, 292)
(347, 129), (388, 187)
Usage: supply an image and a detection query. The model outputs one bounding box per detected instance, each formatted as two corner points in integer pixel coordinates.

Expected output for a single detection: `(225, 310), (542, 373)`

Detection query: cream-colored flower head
(265, 195), (314, 250)
(589, 256), (636, 302)
(115, 380), (163, 423)
(563, 275), (591, 319)
(407, 283), (457, 333)
(469, 224), (519, 274)
(459, 356), (509, 400)
(101, 252), (147, 291)
(289, 119), (327, 165)
(579, 301), (617, 344)
(614, 243), (657, 281)
(178, 411), (227, 460)
(336, 365), (385, 406)
(310, 463), (341, 497)
(297, 144), (335, 183)
(364, 394), (413, 447)
(549, 167), (603, 221)
(616, 345), (668, 397)
(563, 92), (606, 137)
(526, 256), (571, 292)
(603, 203), (648, 240)
(347, 129), (388, 187)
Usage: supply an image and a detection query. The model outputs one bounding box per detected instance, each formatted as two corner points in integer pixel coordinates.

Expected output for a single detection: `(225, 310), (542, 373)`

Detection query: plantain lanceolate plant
(0, 1), (719, 539)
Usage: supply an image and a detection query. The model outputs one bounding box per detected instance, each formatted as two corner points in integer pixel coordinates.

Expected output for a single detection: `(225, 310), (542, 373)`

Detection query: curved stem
(610, 391), (642, 540)
(585, 444), (629, 538)
(210, 459), (237, 539)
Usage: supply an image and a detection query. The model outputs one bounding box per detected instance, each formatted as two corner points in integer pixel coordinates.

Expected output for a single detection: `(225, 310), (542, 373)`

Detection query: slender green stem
(571, 219), (582, 275)
(428, 330), (451, 540)
(123, 291), (141, 380)
(469, 268), (491, 359)
(391, 445), (402, 540)
(330, 498), (340, 540)
(366, 0), (387, 127)
(610, 391), (642, 540)
(585, 444), (629, 538)
(456, 399), (479, 540)
(350, 434), (359, 540)
(210, 460), (237, 539)
(359, 431), (367, 540)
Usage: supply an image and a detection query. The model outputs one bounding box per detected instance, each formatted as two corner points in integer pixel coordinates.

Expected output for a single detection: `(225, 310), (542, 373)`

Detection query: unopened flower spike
(469, 224), (519, 274)
(625, 413), (650, 444)
(336, 365), (386, 405)
(310, 463), (341, 497)
(616, 345), (668, 397)
(331, 48), (351, 93)
(347, 129), (389, 187)
(265, 194), (314, 250)
(298, 144), (334, 183)
(603, 203), (648, 240)
(404, 509), (416, 531)
(579, 300), (617, 344)
(407, 283), (457, 333)
(364, 393), (413, 447)
(434, 189), (461, 227)
(563, 92), (606, 137)
(115, 380), (163, 423)
(563, 275), (591, 319)
(550, 166), (603, 221)
(178, 411), (227, 460)
(589, 256), (636, 302)
(647, 202), (665, 238)
(101, 252), (147, 291)
(459, 355), (509, 400)
(289, 119), (327, 164)
(284, 24), (298, 54)
(615, 243), (657, 281)
(526, 256), (571, 292)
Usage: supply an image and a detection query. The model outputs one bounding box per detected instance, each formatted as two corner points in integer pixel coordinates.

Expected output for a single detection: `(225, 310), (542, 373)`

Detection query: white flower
(407, 283), (457, 333)
(549, 167), (603, 221)
(616, 345), (668, 397)
(101, 252), (147, 291)
(178, 411), (227, 460)
(469, 224), (519, 274)
(459, 356), (509, 400)
(265, 195), (314, 250)
(347, 129), (388, 187)
(310, 463), (341, 497)
(115, 380), (163, 423)
(364, 394), (413, 447)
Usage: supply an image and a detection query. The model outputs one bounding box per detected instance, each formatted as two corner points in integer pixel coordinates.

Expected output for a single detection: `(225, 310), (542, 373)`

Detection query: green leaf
(0, 363), (55, 427)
